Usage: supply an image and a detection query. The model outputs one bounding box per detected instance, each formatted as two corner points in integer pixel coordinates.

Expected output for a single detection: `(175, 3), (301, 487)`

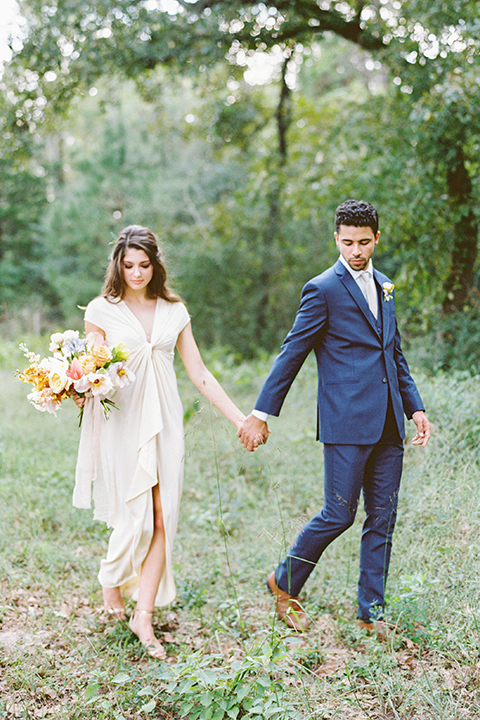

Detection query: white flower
(49, 332), (65, 352)
(47, 358), (72, 393)
(73, 375), (93, 394)
(107, 362), (135, 389)
(49, 372), (71, 394)
(87, 371), (114, 397)
(37, 357), (55, 376)
(49, 329), (79, 352)
(382, 282), (395, 301)
(63, 330), (79, 341)
(20, 343), (40, 364)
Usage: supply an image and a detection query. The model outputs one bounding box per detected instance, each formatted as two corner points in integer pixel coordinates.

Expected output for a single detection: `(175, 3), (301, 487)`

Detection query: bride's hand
(71, 390), (86, 409)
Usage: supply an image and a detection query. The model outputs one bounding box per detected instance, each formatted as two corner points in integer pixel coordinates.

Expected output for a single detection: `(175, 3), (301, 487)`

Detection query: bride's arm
(85, 321), (106, 343)
(176, 323), (245, 430)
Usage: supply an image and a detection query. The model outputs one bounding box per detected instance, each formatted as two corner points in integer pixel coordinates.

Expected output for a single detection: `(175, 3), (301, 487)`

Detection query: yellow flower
(91, 344), (113, 367)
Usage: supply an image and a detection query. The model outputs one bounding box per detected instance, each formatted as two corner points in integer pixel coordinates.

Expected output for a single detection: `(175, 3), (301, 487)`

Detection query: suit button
(382, 377), (387, 383)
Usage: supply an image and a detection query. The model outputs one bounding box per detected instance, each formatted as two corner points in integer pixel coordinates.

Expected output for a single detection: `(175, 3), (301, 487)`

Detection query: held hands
(238, 411), (430, 450)
(237, 414), (270, 452)
(411, 410), (430, 447)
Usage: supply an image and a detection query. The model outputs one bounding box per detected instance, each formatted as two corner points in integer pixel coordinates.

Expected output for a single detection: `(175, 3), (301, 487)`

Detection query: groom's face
(335, 224), (380, 271)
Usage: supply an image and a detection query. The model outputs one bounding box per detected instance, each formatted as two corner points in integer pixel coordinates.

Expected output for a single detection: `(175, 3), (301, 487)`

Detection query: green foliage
(36, 76), (221, 326)
(3, 357), (480, 716)
(142, 644), (303, 719)
(387, 572), (437, 644)
(16, 71), (338, 354)
(0, 143), (50, 312)
(406, 304), (480, 373)
(2, 1), (480, 355)
(81, 645), (304, 719)
(0, 337), (23, 369)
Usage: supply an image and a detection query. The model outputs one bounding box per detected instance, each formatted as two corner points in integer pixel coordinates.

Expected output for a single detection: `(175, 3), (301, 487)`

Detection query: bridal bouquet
(17, 330), (135, 422)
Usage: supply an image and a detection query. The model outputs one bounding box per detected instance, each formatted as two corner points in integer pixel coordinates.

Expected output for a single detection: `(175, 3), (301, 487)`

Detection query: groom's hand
(411, 411), (430, 447)
(237, 414), (270, 452)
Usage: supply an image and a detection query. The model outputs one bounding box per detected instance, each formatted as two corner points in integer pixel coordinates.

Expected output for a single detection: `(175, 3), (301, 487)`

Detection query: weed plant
(1, 341), (480, 718)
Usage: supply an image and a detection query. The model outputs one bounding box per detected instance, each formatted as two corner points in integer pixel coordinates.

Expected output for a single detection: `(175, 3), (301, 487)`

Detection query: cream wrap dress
(73, 296), (190, 606)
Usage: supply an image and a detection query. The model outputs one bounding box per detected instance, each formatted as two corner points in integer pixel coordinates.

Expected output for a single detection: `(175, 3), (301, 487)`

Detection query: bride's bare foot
(129, 609), (166, 660)
(102, 586), (126, 621)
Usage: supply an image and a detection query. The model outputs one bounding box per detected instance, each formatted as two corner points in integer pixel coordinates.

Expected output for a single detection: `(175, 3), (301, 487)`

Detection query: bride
(73, 224), (246, 659)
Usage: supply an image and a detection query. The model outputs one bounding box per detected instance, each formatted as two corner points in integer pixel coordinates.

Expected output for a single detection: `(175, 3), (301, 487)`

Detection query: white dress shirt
(338, 254), (378, 319)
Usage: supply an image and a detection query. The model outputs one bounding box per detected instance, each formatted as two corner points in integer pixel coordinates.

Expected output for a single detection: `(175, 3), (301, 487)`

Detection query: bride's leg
(129, 483), (166, 658)
(137, 483), (166, 604)
(102, 586), (126, 620)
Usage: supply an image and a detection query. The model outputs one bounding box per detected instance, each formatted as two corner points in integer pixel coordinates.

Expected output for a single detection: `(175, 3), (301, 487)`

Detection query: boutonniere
(382, 282), (395, 301)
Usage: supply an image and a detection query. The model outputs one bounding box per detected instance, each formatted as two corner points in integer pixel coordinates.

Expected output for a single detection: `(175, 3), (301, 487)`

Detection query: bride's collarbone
(124, 299), (156, 339)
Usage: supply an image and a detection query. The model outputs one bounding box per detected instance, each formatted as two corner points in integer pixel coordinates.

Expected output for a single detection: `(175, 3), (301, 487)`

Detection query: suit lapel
(335, 260), (378, 335)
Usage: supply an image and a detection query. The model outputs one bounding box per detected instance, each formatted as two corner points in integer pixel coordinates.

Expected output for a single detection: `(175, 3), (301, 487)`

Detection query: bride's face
(122, 248), (154, 292)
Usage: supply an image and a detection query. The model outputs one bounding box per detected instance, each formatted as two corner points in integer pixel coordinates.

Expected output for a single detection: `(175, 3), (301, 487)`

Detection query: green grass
(2, 341), (480, 718)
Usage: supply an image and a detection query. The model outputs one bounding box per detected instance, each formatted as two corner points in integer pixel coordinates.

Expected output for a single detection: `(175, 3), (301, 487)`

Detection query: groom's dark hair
(335, 199), (379, 235)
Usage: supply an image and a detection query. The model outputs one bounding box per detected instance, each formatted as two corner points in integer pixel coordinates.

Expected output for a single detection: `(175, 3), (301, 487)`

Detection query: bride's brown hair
(102, 225), (182, 303)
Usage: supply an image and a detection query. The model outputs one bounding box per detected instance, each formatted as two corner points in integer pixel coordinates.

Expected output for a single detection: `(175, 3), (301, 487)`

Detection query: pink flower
(66, 357), (84, 381)
(86, 330), (106, 348)
(28, 388), (62, 415)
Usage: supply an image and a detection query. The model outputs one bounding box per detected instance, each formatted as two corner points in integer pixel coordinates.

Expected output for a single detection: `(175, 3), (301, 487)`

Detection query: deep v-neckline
(122, 298), (158, 342)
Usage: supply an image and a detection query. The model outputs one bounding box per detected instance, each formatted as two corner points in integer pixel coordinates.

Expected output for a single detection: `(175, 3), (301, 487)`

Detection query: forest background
(1, 0), (480, 368)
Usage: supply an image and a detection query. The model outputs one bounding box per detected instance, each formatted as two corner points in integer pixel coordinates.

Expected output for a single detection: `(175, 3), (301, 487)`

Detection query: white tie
(360, 271), (378, 319)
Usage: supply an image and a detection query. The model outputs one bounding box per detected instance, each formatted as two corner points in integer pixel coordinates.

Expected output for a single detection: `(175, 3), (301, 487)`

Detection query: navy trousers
(275, 399), (404, 622)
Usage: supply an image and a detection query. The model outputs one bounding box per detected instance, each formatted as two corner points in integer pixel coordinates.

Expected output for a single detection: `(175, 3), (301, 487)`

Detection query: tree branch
(173, 1), (385, 51)
(174, 0), (219, 12)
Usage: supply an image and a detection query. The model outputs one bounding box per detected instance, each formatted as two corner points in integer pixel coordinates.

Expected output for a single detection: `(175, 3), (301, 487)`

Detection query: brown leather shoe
(267, 572), (309, 632)
(357, 619), (387, 640)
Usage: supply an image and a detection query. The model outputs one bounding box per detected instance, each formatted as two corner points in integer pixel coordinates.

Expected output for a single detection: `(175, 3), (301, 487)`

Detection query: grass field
(1, 340), (480, 719)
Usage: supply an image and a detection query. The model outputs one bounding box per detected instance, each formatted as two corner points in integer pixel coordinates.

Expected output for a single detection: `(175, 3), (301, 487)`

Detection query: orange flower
(20, 366), (50, 391)
(36, 370), (51, 391)
(91, 344), (112, 367)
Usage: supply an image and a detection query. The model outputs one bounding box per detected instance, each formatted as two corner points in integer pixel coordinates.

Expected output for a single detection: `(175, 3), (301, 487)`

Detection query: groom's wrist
(252, 409), (269, 422)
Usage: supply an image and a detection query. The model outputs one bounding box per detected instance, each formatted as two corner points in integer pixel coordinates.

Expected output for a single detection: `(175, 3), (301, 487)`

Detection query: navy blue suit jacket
(255, 259), (424, 445)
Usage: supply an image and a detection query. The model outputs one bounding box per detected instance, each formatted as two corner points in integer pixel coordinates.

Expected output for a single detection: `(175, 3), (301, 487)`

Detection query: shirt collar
(339, 254), (374, 280)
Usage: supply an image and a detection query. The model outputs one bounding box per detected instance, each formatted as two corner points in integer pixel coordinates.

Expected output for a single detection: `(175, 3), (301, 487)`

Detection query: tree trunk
(256, 54), (292, 346)
(441, 147), (478, 315)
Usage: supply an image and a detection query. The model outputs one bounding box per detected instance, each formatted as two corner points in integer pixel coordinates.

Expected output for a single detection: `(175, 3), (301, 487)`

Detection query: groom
(238, 199), (430, 633)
